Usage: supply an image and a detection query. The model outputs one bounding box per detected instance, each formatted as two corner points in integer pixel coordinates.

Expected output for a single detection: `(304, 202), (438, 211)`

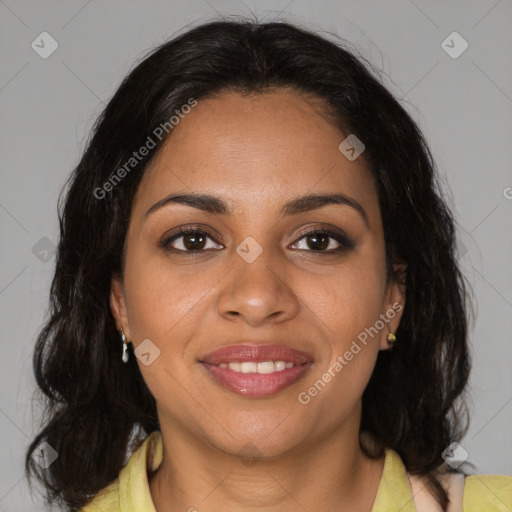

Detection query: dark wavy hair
(25, 18), (471, 512)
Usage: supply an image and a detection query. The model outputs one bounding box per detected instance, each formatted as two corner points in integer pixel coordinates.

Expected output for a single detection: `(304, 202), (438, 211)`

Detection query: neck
(148, 413), (385, 512)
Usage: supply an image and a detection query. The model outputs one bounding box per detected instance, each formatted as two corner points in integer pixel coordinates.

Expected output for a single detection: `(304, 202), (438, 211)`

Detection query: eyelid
(163, 224), (225, 242)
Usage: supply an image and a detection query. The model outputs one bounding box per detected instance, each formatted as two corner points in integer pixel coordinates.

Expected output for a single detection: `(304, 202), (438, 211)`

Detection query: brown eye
(182, 232), (207, 250)
(161, 228), (224, 253)
(291, 229), (354, 253)
(305, 233), (330, 251)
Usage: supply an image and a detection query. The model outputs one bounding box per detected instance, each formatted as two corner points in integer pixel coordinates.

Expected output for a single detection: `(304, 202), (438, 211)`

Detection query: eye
(290, 228), (354, 253)
(161, 227), (224, 253)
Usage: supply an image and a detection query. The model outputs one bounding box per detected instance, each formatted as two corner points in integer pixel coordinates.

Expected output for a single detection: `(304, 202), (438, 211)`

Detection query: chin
(201, 415), (310, 461)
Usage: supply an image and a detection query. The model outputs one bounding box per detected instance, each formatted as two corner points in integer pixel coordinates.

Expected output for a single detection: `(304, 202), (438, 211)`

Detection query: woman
(25, 19), (511, 512)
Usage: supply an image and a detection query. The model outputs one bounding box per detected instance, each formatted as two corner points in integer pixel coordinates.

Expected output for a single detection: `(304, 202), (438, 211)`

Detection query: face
(111, 89), (404, 458)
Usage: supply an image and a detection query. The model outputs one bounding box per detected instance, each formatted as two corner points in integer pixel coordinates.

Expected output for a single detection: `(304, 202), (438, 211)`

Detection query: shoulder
(79, 430), (163, 512)
(407, 466), (512, 512)
(463, 474), (512, 511)
(79, 481), (120, 512)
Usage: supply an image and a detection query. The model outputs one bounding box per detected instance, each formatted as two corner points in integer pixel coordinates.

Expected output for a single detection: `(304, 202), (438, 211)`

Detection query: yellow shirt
(81, 430), (512, 511)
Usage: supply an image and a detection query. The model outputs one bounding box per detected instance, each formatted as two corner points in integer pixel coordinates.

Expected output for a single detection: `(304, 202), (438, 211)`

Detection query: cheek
(298, 268), (385, 422)
(121, 254), (214, 403)
(122, 250), (217, 342)
(309, 258), (386, 341)
(303, 259), (387, 412)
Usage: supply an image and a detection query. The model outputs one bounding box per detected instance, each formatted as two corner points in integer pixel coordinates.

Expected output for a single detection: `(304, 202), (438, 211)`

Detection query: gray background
(1, 1), (511, 510)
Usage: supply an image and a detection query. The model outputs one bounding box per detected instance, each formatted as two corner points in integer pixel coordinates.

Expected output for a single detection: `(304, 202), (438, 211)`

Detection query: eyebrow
(145, 192), (369, 226)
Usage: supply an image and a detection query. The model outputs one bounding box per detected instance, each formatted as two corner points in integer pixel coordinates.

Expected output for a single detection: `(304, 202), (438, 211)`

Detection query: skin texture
(110, 89), (405, 512)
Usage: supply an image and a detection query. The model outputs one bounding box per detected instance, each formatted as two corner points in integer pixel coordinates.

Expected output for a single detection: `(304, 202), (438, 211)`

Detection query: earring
(387, 331), (396, 349)
(121, 329), (129, 363)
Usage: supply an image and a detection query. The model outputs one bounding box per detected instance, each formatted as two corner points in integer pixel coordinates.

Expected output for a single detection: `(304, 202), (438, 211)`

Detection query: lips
(201, 344), (313, 365)
(199, 343), (314, 398)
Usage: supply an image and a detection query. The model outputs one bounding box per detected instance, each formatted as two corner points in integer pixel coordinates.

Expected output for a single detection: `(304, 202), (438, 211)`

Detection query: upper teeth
(218, 361), (294, 373)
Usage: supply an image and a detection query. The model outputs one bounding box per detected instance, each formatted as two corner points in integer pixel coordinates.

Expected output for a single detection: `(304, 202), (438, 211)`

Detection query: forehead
(133, 90), (379, 221)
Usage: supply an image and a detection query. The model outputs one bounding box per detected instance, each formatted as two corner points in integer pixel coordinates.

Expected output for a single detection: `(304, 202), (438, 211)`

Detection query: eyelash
(160, 226), (354, 255)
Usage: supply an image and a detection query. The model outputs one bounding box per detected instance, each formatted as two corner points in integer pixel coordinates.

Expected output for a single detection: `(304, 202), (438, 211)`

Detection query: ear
(379, 263), (406, 350)
(110, 274), (132, 340)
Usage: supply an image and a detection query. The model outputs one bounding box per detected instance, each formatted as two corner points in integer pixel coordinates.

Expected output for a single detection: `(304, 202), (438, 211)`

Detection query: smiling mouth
(217, 360), (298, 373)
(199, 343), (314, 397)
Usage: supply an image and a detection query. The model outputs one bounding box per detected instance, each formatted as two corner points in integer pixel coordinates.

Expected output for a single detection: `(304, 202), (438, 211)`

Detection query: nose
(216, 247), (300, 328)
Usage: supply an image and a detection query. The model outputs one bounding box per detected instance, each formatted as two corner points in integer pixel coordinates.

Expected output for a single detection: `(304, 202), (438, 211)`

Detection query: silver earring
(121, 329), (129, 363)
